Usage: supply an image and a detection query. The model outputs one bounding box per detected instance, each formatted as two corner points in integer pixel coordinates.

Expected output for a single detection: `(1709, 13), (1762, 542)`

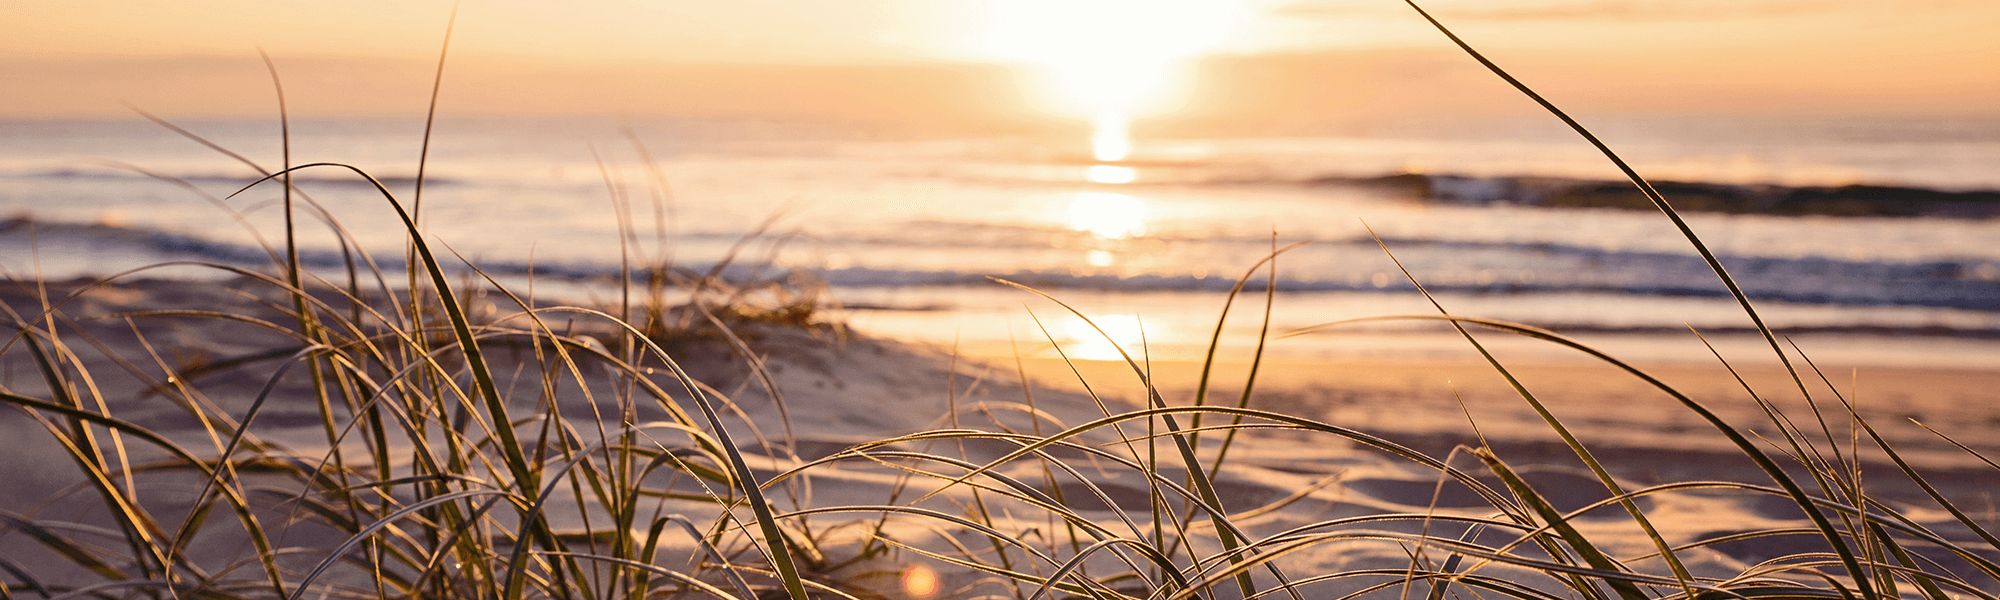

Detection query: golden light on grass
(12, 3), (1997, 600)
(1066, 192), (1148, 239)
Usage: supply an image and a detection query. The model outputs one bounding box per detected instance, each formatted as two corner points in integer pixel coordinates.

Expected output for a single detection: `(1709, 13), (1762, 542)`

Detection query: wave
(1305, 173), (2000, 218)
(7, 217), (1996, 313)
(17, 167), (456, 189)
(26, 157), (1996, 220)
(927, 158), (2000, 219)
(817, 263), (2000, 311)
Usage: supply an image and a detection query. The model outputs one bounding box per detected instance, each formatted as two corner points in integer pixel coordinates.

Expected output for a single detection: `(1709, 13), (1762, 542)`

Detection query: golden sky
(4, 0), (1996, 129)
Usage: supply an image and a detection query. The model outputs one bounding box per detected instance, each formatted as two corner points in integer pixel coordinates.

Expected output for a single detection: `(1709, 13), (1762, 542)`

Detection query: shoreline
(7, 274), (1991, 461)
(8, 275), (1992, 456)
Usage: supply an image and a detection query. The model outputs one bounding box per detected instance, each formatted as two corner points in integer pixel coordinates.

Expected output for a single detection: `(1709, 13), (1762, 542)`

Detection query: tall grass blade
(1367, 227), (1695, 595)
(1188, 241), (1307, 443)
(1028, 539), (1194, 600)
(525, 306), (817, 600)
(165, 345), (326, 564)
(286, 489), (514, 600)
(233, 162), (565, 597)
(1911, 420), (2000, 472)
(1291, 313), (1919, 595)
(1399, 2), (1880, 595)
(541, 552), (749, 600)
(0, 511), (127, 582)
(0, 389), (280, 594)
(1872, 522), (1952, 600)
(1472, 448), (1648, 600)
(6, 322), (175, 585)
(0, 557), (49, 599)
(994, 277), (1284, 599)
(1784, 354), (2000, 552)
(411, 1), (458, 221)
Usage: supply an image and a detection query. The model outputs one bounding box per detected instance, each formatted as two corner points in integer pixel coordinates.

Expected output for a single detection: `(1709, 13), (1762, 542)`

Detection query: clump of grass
(2, 2), (1997, 600)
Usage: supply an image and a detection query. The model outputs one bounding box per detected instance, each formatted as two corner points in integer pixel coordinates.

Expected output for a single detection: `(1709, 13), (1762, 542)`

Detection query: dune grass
(2, 2), (1998, 599)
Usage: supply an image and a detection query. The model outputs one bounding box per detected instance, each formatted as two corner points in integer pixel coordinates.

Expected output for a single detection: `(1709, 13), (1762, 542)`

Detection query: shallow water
(2, 115), (1996, 367)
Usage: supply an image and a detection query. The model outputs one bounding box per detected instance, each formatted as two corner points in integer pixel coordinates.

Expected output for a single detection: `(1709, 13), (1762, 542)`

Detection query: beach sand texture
(2, 276), (1993, 598)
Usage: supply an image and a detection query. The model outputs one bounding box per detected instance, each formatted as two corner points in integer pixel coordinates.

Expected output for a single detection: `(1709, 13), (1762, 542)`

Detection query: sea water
(1, 115), (1996, 368)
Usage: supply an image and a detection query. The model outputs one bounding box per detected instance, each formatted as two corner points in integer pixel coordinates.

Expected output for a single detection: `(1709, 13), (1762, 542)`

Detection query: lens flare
(902, 564), (940, 597)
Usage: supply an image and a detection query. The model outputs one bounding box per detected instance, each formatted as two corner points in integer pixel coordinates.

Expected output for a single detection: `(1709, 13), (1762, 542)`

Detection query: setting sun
(967, 0), (1249, 120)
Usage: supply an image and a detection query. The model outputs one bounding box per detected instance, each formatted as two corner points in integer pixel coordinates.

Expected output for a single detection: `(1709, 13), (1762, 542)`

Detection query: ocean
(3, 115), (1997, 369)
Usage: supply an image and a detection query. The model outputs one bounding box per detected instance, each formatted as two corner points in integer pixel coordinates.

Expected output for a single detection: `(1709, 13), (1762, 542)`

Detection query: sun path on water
(965, 0), (1246, 361)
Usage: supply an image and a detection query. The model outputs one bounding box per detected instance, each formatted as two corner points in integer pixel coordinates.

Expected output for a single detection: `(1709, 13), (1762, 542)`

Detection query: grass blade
(1397, 3), (1880, 593)
(1472, 448), (1648, 600)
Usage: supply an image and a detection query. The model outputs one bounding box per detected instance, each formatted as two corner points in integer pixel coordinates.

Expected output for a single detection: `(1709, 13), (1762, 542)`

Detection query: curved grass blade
(1188, 241), (1309, 439)
(0, 511), (127, 582)
(993, 277), (1283, 599)
(1027, 538), (1196, 600)
(1365, 228), (1695, 596)
(284, 489), (514, 600)
(1395, 2), (1877, 595)
(232, 162), (564, 597)
(1287, 313), (1911, 595)
(539, 552), (747, 600)
(0, 390), (281, 594)
(1473, 448), (1648, 600)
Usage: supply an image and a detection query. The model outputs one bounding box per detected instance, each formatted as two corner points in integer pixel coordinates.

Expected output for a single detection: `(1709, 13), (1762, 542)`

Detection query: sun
(968, 0), (1250, 136)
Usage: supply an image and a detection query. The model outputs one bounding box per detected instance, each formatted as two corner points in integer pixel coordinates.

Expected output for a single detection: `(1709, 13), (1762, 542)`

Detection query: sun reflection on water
(1087, 164), (1137, 183)
(1062, 314), (1146, 361)
(1091, 113), (1131, 162)
(1066, 192), (1148, 239)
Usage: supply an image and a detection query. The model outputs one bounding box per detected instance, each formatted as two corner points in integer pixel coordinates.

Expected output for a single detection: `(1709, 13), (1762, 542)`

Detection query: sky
(4, 0), (1997, 131)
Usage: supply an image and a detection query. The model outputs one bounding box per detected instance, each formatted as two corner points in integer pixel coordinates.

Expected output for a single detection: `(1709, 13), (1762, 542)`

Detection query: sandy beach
(7, 1), (2000, 597)
(4, 275), (1994, 598)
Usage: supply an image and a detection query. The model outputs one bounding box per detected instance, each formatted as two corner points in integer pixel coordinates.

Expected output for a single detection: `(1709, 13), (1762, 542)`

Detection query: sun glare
(1091, 113), (1132, 162)
(1062, 314), (1148, 361)
(1067, 192), (1148, 239)
(972, 0), (1247, 118)
(1087, 165), (1138, 184)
